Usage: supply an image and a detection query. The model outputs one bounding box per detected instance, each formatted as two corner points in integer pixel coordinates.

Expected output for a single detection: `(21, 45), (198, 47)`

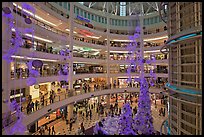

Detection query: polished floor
(33, 97), (168, 135)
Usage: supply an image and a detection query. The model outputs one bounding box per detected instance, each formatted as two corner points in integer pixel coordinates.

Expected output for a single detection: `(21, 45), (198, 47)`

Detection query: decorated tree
(118, 103), (136, 135)
(132, 78), (155, 135)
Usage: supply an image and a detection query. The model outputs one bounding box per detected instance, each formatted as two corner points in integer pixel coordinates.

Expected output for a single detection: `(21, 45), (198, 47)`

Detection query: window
(120, 2), (126, 16)
(59, 2), (62, 6)
(118, 20), (121, 26)
(84, 11), (87, 18)
(92, 14), (94, 20)
(76, 8), (79, 15)
(87, 13), (90, 19)
(99, 16), (101, 22)
(63, 2), (67, 9)
(102, 17), (104, 23)
(68, 3), (70, 10)
(105, 18), (107, 24)
(125, 20), (127, 26)
(95, 15), (98, 21)
(80, 9), (83, 16)
(115, 19), (117, 26)
(121, 20), (124, 26)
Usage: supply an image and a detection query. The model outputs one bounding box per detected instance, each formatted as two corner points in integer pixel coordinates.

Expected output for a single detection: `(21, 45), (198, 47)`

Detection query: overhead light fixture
(65, 29), (77, 34)
(24, 34), (53, 43)
(11, 55), (58, 62)
(86, 35), (101, 39)
(144, 50), (161, 53)
(13, 3), (57, 27)
(144, 36), (168, 41)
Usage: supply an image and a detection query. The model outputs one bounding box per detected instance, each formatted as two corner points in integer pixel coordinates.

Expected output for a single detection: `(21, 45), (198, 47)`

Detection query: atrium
(2, 2), (202, 135)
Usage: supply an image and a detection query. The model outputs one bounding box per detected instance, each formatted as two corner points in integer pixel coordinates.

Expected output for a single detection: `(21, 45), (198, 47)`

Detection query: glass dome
(80, 2), (161, 16)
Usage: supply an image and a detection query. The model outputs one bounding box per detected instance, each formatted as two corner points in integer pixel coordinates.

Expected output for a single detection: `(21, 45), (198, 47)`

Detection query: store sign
(76, 15), (90, 23)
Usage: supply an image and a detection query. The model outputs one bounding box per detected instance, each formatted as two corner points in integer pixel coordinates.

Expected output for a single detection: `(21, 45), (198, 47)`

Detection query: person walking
(69, 119), (73, 131)
(52, 126), (55, 135)
(163, 107), (166, 116)
(86, 110), (89, 120)
(48, 127), (51, 135)
(89, 109), (92, 120)
(35, 100), (39, 111)
(31, 101), (34, 112)
(81, 122), (85, 134)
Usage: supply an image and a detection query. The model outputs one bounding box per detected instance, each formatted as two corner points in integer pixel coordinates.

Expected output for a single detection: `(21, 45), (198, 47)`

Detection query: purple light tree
(118, 102), (136, 135)
(126, 12), (155, 135)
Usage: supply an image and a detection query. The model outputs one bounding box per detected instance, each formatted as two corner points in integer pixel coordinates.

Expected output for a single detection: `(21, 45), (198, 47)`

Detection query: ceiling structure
(81, 2), (161, 16)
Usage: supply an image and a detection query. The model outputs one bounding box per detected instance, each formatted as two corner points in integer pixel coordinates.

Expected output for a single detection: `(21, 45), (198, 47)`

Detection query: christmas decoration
(118, 103), (136, 135)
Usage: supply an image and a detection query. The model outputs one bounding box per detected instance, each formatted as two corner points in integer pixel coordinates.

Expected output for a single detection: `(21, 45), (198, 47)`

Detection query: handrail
(12, 7), (68, 37)
(2, 85), (164, 129)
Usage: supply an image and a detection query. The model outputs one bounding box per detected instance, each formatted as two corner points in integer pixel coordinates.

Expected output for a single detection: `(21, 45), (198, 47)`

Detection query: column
(177, 101), (180, 134)
(195, 106), (198, 134)
(68, 2), (74, 92)
(2, 2), (12, 114)
(98, 96), (101, 104)
(139, 11), (145, 79)
(106, 94), (110, 108)
(67, 103), (74, 121)
(106, 2), (110, 85)
(199, 106), (202, 135)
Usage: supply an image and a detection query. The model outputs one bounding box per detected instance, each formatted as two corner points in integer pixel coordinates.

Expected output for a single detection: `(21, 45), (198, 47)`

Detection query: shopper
(163, 107), (166, 116)
(86, 110), (89, 120)
(69, 119), (73, 131)
(35, 100), (39, 111)
(52, 126), (55, 135)
(48, 127), (51, 135)
(89, 109), (92, 120)
(81, 122), (85, 134)
(31, 101), (34, 112)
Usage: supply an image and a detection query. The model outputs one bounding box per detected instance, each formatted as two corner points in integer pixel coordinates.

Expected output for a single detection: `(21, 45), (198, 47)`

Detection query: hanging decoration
(2, 2), (36, 135)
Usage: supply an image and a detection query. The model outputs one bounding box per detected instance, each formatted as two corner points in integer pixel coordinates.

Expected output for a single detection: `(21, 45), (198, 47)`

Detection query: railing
(3, 83), (166, 130)
(2, 84), (123, 129)
(13, 7), (68, 37)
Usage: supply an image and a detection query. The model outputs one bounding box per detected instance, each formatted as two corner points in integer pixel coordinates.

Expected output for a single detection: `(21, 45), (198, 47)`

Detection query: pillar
(106, 94), (110, 108)
(139, 11), (145, 79)
(67, 103), (74, 121)
(2, 2), (12, 115)
(68, 2), (74, 91)
(106, 2), (110, 85)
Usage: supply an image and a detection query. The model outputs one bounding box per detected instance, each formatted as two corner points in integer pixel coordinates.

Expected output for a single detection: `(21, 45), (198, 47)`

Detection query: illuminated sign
(76, 15), (90, 23)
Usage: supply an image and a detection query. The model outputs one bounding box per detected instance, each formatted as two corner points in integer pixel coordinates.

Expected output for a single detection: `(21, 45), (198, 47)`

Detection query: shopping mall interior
(2, 2), (202, 135)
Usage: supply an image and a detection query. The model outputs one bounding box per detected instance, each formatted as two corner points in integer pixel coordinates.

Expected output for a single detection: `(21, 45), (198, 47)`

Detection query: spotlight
(2, 7), (11, 14)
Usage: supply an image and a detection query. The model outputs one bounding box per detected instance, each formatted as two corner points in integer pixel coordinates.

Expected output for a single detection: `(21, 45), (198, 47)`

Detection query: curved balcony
(12, 8), (68, 44)
(9, 74), (68, 90)
(73, 39), (106, 50)
(73, 57), (106, 64)
(2, 85), (164, 134)
(15, 48), (67, 61)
